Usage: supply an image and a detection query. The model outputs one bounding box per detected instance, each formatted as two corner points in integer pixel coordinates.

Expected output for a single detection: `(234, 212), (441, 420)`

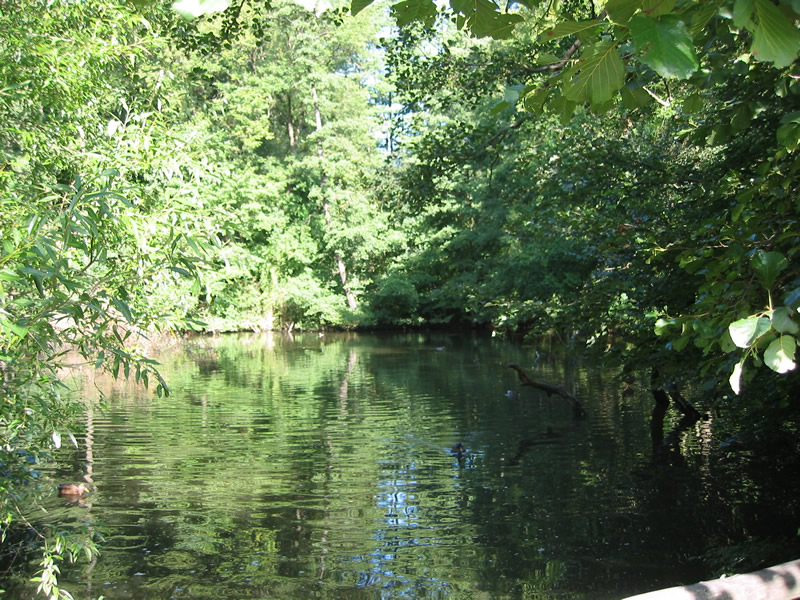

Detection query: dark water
(12, 332), (800, 599)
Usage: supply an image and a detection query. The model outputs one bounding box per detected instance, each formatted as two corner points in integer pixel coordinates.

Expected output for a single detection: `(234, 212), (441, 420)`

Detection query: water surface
(16, 331), (799, 599)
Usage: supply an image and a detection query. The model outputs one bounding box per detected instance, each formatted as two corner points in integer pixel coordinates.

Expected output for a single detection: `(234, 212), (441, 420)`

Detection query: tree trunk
(312, 84), (357, 311)
(284, 93), (297, 151)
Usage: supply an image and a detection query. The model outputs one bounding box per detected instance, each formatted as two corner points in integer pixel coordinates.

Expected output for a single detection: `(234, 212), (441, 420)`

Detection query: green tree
(171, 0), (403, 330)
(0, 2), (205, 595)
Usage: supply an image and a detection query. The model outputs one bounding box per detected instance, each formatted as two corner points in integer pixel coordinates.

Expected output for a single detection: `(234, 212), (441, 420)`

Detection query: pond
(11, 331), (800, 599)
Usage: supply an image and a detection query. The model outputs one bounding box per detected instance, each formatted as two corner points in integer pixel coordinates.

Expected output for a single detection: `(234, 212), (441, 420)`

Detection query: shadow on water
(6, 331), (800, 599)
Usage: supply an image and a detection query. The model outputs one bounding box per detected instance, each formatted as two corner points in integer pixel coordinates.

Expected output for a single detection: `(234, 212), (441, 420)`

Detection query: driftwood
(621, 558), (800, 600)
(649, 370), (704, 463)
(508, 363), (585, 418)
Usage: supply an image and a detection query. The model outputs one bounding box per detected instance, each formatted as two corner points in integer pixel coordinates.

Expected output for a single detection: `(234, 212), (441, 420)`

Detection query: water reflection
(12, 332), (800, 599)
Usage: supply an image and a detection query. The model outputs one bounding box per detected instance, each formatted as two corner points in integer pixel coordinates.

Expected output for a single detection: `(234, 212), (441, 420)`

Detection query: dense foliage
(2, 0), (800, 594)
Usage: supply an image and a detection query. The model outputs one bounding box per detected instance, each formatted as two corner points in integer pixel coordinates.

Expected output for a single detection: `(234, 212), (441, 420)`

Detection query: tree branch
(508, 363), (585, 418)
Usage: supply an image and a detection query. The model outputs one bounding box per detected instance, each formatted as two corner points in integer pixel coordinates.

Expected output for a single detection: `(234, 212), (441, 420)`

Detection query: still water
(18, 332), (799, 598)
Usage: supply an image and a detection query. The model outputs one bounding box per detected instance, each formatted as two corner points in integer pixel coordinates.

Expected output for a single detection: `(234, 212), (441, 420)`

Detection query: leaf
(563, 41), (625, 105)
(392, 0), (437, 27)
(469, 6), (524, 40)
(751, 0), (800, 68)
(751, 249), (788, 290)
(682, 92), (704, 113)
(543, 20), (604, 40)
(729, 315), (771, 348)
(671, 333), (692, 351)
(764, 336), (797, 373)
(351, 0), (373, 15)
(654, 317), (677, 335)
(720, 328), (737, 352)
(112, 298), (134, 323)
(605, 0), (641, 24)
(172, 0), (230, 19)
(621, 85), (651, 108)
(689, 0), (725, 36)
(642, 0), (676, 17)
(629, 14), (698, 79)
(521, 88), (548, 114)
(733, 0), (754, 29)
(730, 360), (744, 394)
(772, 306), (800, 334)
(52, 431), (62, 450)
(0, 317), (28, 338)
(777, 112), (800, 150)
(490, 100), (511, 115)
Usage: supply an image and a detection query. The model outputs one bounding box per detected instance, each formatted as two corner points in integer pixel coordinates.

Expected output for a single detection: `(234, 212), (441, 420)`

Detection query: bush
(370, 276), (420, 325)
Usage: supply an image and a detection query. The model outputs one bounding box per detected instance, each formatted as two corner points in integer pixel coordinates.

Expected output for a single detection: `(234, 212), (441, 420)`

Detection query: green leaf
(642, 0), (676, 17)
(772, 306), (800, 334)
(733, 0), (754, 28)
(689, 0), (725, 36)
(729, 315), (771, 348)
(629, 15), (698, 79)
(621, 85), (651, 108)
(605, 0), (641, 24)
(112, 298), (134, 323)
(543, 20), (604, 40)
(764, 335), (797, 373)
(351, 0), (373, 15)
(682, 92), (704, 113)
(720, 328), (737, 352)
(778, 112), (800, 150)
(0, 317), (28, 338)
(521, 88), (548, 114)
(469, 6), (524, 40)
(671, 333), (692, 351)
(730, 360), (744, 394)
(654, 317), (677, 335)
(563, 41), (625, 105)
(751, 0), (800, 68)
(392, 0), (437, 27)
(751, 250), (788, 290)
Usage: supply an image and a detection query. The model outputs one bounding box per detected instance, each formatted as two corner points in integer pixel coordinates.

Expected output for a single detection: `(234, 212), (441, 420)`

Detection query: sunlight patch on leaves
(764, 336), (797, 374)
(172, 0), (230, 19)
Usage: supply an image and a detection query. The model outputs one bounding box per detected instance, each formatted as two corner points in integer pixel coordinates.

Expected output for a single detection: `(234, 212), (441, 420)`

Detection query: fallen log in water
(621, 558), (800, 600)
(507, 363), (585, 418)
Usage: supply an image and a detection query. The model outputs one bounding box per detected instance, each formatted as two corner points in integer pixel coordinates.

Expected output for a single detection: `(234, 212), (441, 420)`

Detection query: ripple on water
(28, 333), (780, 600)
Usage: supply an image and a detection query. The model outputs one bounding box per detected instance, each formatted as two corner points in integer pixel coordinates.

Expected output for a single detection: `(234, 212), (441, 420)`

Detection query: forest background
(1, 0), (800, 595)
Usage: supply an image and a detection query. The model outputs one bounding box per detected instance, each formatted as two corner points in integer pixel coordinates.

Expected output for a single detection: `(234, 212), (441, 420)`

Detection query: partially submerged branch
(649, 370), (703, 462)
(508, 363), (585, 418)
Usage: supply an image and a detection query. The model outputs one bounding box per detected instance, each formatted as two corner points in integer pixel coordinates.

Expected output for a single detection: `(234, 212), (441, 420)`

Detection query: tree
(368, 0), (800, 393)
(0, 2), (205, 595)
(171, 0), (402, 330)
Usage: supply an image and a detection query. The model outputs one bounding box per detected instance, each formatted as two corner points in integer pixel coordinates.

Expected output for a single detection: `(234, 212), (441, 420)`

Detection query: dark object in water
(451, 443), (466, 458)
(507, 363), (585, 418)
(58, 483), (88, 497)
